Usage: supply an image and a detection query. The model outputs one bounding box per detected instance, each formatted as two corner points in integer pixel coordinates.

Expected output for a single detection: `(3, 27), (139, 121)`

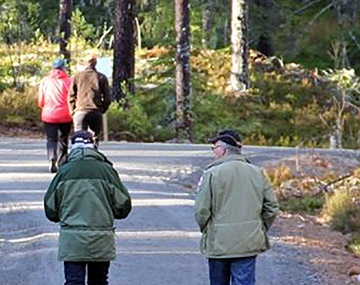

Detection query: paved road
(0, 138), (358, 285)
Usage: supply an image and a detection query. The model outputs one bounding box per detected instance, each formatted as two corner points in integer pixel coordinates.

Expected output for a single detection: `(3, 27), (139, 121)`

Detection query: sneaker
(49, 159), (57, 173)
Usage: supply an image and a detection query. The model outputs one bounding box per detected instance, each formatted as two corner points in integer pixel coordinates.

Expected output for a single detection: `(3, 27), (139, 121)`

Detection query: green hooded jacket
(195, 154), (279, 259)
(44, 148), (132, 261)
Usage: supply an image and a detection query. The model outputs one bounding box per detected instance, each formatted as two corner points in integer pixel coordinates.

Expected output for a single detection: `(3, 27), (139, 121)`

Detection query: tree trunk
(175, 0), (193, 142)
(112, 0), (135, 102)
(59, 0), (72, 65)
(332, 0), (353, 69)
(230, 0), (249, 91)
(255, 0), (275, 56)
(202, 0), (213, 48)
(225, 0), (232, 46)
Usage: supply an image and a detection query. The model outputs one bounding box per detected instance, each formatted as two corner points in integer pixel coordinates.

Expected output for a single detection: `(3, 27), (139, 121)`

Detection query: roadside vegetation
(2, 43), (360, 148)
(265, 158), (360, 256)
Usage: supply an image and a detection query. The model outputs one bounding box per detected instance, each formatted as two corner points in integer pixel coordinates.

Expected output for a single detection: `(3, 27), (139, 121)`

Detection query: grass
(280, 196), (325, 215)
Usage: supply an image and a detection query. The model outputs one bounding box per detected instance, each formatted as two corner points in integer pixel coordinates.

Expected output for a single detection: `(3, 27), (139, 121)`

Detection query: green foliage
(280, 196), (325, 215)
(0, 0), (39, 44)
(0, 0), (359, 73)
(77, 0), (113, 39)
(138, 0), (174, 47)
(108, 101), (154, 141)
(0, 42), (360, 148)
(0, 86), (40, 126)
(0, 41), (59, 90)
(347, 232), (360, 255)
(322, 189), (360, 233)
(71, 9), (95, 41)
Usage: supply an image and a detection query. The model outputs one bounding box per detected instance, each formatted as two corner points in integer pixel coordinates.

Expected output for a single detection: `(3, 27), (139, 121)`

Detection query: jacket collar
(85, 64), (97, 71)
(50, 69), (68, 79)
(206, 154), (248, 170)
(68, 148), (112, 165)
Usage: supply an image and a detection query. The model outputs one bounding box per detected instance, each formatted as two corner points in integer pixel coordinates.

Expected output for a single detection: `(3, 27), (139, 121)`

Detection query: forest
(4, 0), (360, 271)
(1, 0), (360, 148)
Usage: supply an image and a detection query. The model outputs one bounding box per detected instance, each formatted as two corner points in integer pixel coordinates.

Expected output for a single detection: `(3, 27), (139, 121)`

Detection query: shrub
(264, 164), (293, 188)
(281, 196), (325, 215)
(0, 86), (40, 126)
(107, 102), (154, 142)
(322, 189), (360, 233)
(347, 232), (360, 255)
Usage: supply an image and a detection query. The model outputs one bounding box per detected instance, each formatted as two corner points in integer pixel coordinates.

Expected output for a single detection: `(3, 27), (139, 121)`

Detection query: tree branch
(309, 3), (333, 26)
(96, 26), (113, 48)
(294, 0), (324, 15)
(349, 31), (360, 52)
(312, 174), (352, 196)
(319, 113), (331, 129)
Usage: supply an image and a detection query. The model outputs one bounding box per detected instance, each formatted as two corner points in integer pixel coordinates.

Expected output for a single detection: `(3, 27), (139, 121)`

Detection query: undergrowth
(1, 44), (360, 148)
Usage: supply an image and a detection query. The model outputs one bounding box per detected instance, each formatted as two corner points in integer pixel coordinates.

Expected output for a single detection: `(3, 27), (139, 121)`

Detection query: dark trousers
(208, 256), (256, 285)
(43, 122), (71, 166)
(73, 111), (102, 148)
(64, 261), (110, 285)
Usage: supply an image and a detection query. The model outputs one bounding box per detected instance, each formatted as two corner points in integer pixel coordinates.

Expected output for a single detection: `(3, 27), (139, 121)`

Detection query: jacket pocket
(212, 220), (267, 256)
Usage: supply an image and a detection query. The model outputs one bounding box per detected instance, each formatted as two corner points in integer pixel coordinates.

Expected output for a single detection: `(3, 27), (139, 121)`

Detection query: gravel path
(1, 138), (356, 284)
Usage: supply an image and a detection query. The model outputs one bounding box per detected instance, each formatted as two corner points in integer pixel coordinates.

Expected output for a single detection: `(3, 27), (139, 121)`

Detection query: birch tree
(175, 0), (193, 142)
(230, 0), (249, 91)
(112, 0), (135, 102)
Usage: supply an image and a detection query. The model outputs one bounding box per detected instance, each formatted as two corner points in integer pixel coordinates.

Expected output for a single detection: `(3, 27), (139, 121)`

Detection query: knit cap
(71, 131), (94, 149)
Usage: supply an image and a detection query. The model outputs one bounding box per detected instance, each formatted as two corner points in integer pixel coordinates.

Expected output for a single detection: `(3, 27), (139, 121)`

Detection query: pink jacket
(38, 69), (72, 123)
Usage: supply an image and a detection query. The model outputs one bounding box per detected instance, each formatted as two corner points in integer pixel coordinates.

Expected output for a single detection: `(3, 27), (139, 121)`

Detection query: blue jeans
(64, 261), (110, 285)
(208, 256), (256, 285)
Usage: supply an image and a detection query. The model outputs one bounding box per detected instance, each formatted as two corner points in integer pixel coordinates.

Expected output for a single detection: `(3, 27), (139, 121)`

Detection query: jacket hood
(206, 154), (248, 170)
(50, 69), (69, 79)
(68, 148), (112, 165)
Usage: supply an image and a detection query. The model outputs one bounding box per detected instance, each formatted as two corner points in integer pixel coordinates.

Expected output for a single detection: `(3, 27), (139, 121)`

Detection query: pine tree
(112, 0), (135, 102)
(59, 0), (72, 63)
(175, 0), (193, 142)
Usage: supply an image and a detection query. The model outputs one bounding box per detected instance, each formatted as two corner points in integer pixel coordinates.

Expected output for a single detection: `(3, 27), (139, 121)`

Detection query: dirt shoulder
(0, 125), (43, 139)
(263, 153), (360, 284)
(273, 211), (360, 284)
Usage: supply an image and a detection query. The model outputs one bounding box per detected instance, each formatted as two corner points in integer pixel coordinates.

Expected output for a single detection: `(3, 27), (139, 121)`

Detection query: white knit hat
(71, 131), (94, 149)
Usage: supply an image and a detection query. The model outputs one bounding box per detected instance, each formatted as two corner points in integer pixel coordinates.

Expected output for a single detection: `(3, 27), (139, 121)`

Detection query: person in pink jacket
(38, 59), (72, 173)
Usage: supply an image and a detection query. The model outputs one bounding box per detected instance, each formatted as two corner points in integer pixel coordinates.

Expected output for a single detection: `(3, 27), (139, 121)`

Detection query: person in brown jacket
(68, 54), (111, 148)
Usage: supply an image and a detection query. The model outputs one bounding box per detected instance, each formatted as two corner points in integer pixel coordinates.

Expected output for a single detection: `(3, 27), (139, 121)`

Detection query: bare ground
(264, 153), (360, 284)
(273, 211), (360, 284)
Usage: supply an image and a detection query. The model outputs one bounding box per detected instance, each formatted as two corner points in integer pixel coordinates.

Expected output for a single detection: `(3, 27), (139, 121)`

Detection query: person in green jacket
(44, 130), (132, 285)
(195, 129), (279, 285)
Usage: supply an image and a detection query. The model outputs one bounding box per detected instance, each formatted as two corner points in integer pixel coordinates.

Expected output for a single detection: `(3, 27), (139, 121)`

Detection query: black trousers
(43, 122), (71, 166)
(64, 261), (110, 285)
(73, 111), (102, 148)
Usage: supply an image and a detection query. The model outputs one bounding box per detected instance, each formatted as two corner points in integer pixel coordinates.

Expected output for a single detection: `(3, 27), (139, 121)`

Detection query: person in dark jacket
(68, 54), (111, 148)
(44, 130), (131, 285)
(195, 129), (279, 285)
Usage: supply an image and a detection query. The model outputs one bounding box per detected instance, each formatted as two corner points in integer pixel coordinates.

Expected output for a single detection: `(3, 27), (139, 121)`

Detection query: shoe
(49, 159), (57, 173)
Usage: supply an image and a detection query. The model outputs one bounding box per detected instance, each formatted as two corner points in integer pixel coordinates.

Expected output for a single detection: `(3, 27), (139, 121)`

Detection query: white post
(103, 113), (108, 141)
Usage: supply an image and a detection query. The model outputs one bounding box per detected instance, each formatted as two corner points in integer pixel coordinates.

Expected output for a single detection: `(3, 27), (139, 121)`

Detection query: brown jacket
(68, 66), (111, 114)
